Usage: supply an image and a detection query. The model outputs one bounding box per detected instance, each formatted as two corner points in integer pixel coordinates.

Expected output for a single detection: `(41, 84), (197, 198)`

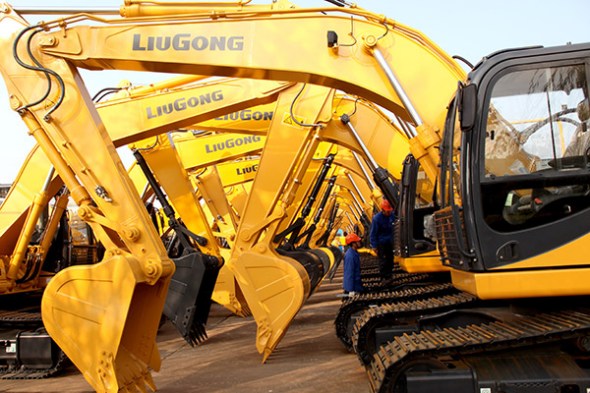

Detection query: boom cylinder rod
(373, 47), (422, 134)
(346, 172), (366, 205)
(391, 113), (414, 139)
(351, 198), (363, 220)
(348, 203), (360, 221)
(344, 211), (353, 223)
(348, 189), (364, 215)
(343, 114), (399, 208)
(352, 151), (376, 190)
(341, 114), (379, 171)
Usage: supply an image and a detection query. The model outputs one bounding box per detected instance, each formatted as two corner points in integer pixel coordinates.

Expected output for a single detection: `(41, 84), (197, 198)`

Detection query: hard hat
(380, 199), (393, 212)
(345, 233), (362, 245)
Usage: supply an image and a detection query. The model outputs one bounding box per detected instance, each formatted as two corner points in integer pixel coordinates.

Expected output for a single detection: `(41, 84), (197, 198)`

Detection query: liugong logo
(133, 34), (244, 51)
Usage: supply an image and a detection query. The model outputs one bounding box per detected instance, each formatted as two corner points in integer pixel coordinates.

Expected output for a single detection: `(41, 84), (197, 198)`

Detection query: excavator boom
(36, 5), (464, 127)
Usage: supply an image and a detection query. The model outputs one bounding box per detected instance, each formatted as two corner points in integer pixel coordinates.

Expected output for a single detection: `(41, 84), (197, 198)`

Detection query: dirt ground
(1, 269), (371, 393)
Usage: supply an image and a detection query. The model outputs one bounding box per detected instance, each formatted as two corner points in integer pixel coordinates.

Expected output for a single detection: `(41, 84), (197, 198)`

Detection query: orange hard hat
(380, 199), (393, 212)
(345, 233), (362, 245)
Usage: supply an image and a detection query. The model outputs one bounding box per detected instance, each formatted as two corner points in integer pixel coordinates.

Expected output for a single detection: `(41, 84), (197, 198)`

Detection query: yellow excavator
(0, 75), (282, 297)
(1, 74), (339, 320)
(98, 76), (287, 323)
(366, 42), (590, 393)
(6, 1), (561, 392)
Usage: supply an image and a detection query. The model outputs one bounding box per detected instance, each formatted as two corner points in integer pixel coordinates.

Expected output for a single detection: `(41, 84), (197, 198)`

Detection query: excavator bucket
(41, 254), (167, 392)
(164, 251), (221, 346)
(228, 250), (309, 361)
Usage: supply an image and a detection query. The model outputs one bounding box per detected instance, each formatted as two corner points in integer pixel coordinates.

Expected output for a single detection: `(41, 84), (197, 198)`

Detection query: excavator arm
(0, 7), (174, 392)
(96, 77), (291, 146)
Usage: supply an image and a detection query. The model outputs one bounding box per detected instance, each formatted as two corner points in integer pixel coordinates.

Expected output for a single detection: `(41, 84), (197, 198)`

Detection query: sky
(0, 0), (587, 183)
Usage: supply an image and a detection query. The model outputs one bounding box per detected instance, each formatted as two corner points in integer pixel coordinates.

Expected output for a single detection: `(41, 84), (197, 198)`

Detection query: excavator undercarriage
(369, 302), (590, 393)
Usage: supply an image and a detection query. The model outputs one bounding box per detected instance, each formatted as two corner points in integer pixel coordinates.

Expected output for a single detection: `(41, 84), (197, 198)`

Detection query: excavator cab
(436, 42), (590, 298)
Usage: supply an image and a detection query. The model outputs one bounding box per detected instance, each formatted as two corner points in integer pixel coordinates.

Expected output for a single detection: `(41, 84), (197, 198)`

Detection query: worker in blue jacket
(343, 233), (363, 295)
(370, 198), (395, 282)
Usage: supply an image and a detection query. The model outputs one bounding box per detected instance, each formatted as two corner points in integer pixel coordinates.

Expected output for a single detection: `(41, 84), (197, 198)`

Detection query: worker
(370, 198), (395, 282)
(343, 232), (363, 295)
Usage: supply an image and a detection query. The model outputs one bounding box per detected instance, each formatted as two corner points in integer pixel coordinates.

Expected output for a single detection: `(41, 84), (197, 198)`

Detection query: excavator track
(367, 308), (590, 393)
(362, 271), (420, 292)
(0, 350), (68, 379)
(335, 279), (457, 350)
(352, 291), (478, 365)
(359, 254), (383, 290)
(0, 309), (41, 325)
(0, 306), (68, 379)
